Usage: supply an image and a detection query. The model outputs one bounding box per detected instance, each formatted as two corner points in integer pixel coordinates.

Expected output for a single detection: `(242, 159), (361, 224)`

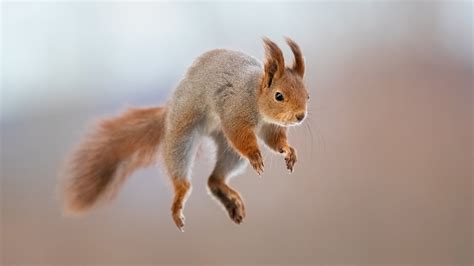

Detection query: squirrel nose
(295, 113), (305, 122)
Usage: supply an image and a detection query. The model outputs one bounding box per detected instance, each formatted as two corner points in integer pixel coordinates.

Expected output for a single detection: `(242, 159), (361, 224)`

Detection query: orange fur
(258, 38), (309, 126)
(285, 37), (305, 77)
(63, 107), (166, 214)
(171, 178), (191, 231)
(259, 123), (297, 172)
(225, 123), (258, 156)
(222, 121), (264, 174)
(260, 123), (288, 152)
(262, 37), (285, 88)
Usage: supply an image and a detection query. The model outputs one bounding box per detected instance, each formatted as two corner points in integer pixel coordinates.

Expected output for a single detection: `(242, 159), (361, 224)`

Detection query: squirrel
(62, 37), (309, 231)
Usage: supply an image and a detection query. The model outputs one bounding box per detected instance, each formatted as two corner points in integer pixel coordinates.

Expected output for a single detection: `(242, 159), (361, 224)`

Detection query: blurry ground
(1, 2), (472, 265)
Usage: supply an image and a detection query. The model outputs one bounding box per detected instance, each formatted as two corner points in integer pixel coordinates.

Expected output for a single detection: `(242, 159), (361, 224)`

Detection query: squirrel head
(258, 37), (309, 127)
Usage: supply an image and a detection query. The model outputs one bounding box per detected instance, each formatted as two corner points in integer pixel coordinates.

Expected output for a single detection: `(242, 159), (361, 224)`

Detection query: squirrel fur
(62, 37), (309, 231)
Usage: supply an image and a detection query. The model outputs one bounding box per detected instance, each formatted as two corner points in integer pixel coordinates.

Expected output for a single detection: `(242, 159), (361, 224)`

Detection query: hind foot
(226, 195), (246, 224)
(172, 209), (185, 232)
(209, 179), (246, 224)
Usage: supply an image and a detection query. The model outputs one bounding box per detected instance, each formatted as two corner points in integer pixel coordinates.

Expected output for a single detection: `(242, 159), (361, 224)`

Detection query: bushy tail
(62, 107), (166, 214)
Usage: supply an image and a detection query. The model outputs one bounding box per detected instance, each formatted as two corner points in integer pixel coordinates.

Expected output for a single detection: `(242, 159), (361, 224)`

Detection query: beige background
(1, 1), (472, 265)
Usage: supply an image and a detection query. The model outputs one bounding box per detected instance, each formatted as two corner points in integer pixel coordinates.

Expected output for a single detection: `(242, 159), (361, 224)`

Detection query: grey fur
(163, 49), (264, 179)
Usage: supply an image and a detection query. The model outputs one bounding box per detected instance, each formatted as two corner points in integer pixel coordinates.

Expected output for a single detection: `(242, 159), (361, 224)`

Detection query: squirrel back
(168, 49), (264, 130)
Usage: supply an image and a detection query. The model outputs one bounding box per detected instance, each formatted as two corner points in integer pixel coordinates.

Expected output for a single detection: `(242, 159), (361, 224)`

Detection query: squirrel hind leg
(208, 131), (248, 224)
(163, 123), (202, 232)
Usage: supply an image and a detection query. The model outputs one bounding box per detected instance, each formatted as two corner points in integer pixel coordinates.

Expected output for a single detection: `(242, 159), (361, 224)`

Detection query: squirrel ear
(263, 37), (285, 87)
(285, 37), (305, 77)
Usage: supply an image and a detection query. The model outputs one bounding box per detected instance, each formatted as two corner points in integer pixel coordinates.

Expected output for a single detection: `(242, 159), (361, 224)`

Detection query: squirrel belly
(62, 38), (308, 231)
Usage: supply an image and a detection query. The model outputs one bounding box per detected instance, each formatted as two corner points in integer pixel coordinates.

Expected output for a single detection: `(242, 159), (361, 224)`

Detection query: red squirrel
(62, 37), (309, 231)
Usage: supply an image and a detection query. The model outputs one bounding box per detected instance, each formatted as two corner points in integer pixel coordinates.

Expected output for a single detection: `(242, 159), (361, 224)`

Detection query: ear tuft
(285, 37), (305, 77)
(262, 37), (285, 88)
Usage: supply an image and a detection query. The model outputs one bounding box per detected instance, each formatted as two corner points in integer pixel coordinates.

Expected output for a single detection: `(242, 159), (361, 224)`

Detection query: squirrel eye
(275, 92), (284, 102)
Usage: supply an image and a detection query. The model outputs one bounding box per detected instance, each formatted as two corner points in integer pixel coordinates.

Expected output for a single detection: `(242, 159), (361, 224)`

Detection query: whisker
(311, 117), (329, 161)
(304, 120), (315, 159)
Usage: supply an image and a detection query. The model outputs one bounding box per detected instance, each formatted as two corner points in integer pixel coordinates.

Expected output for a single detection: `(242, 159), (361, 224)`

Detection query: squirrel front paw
(248, 149), (264, 175)
(280, 146), (297, 173)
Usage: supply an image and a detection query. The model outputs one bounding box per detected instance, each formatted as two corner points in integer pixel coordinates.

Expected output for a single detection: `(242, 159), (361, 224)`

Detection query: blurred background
(1, 1), (472, 265)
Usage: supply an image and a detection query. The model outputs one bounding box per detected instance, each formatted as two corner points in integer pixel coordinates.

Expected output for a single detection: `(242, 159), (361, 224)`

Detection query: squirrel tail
(62, 107), (166, 214)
